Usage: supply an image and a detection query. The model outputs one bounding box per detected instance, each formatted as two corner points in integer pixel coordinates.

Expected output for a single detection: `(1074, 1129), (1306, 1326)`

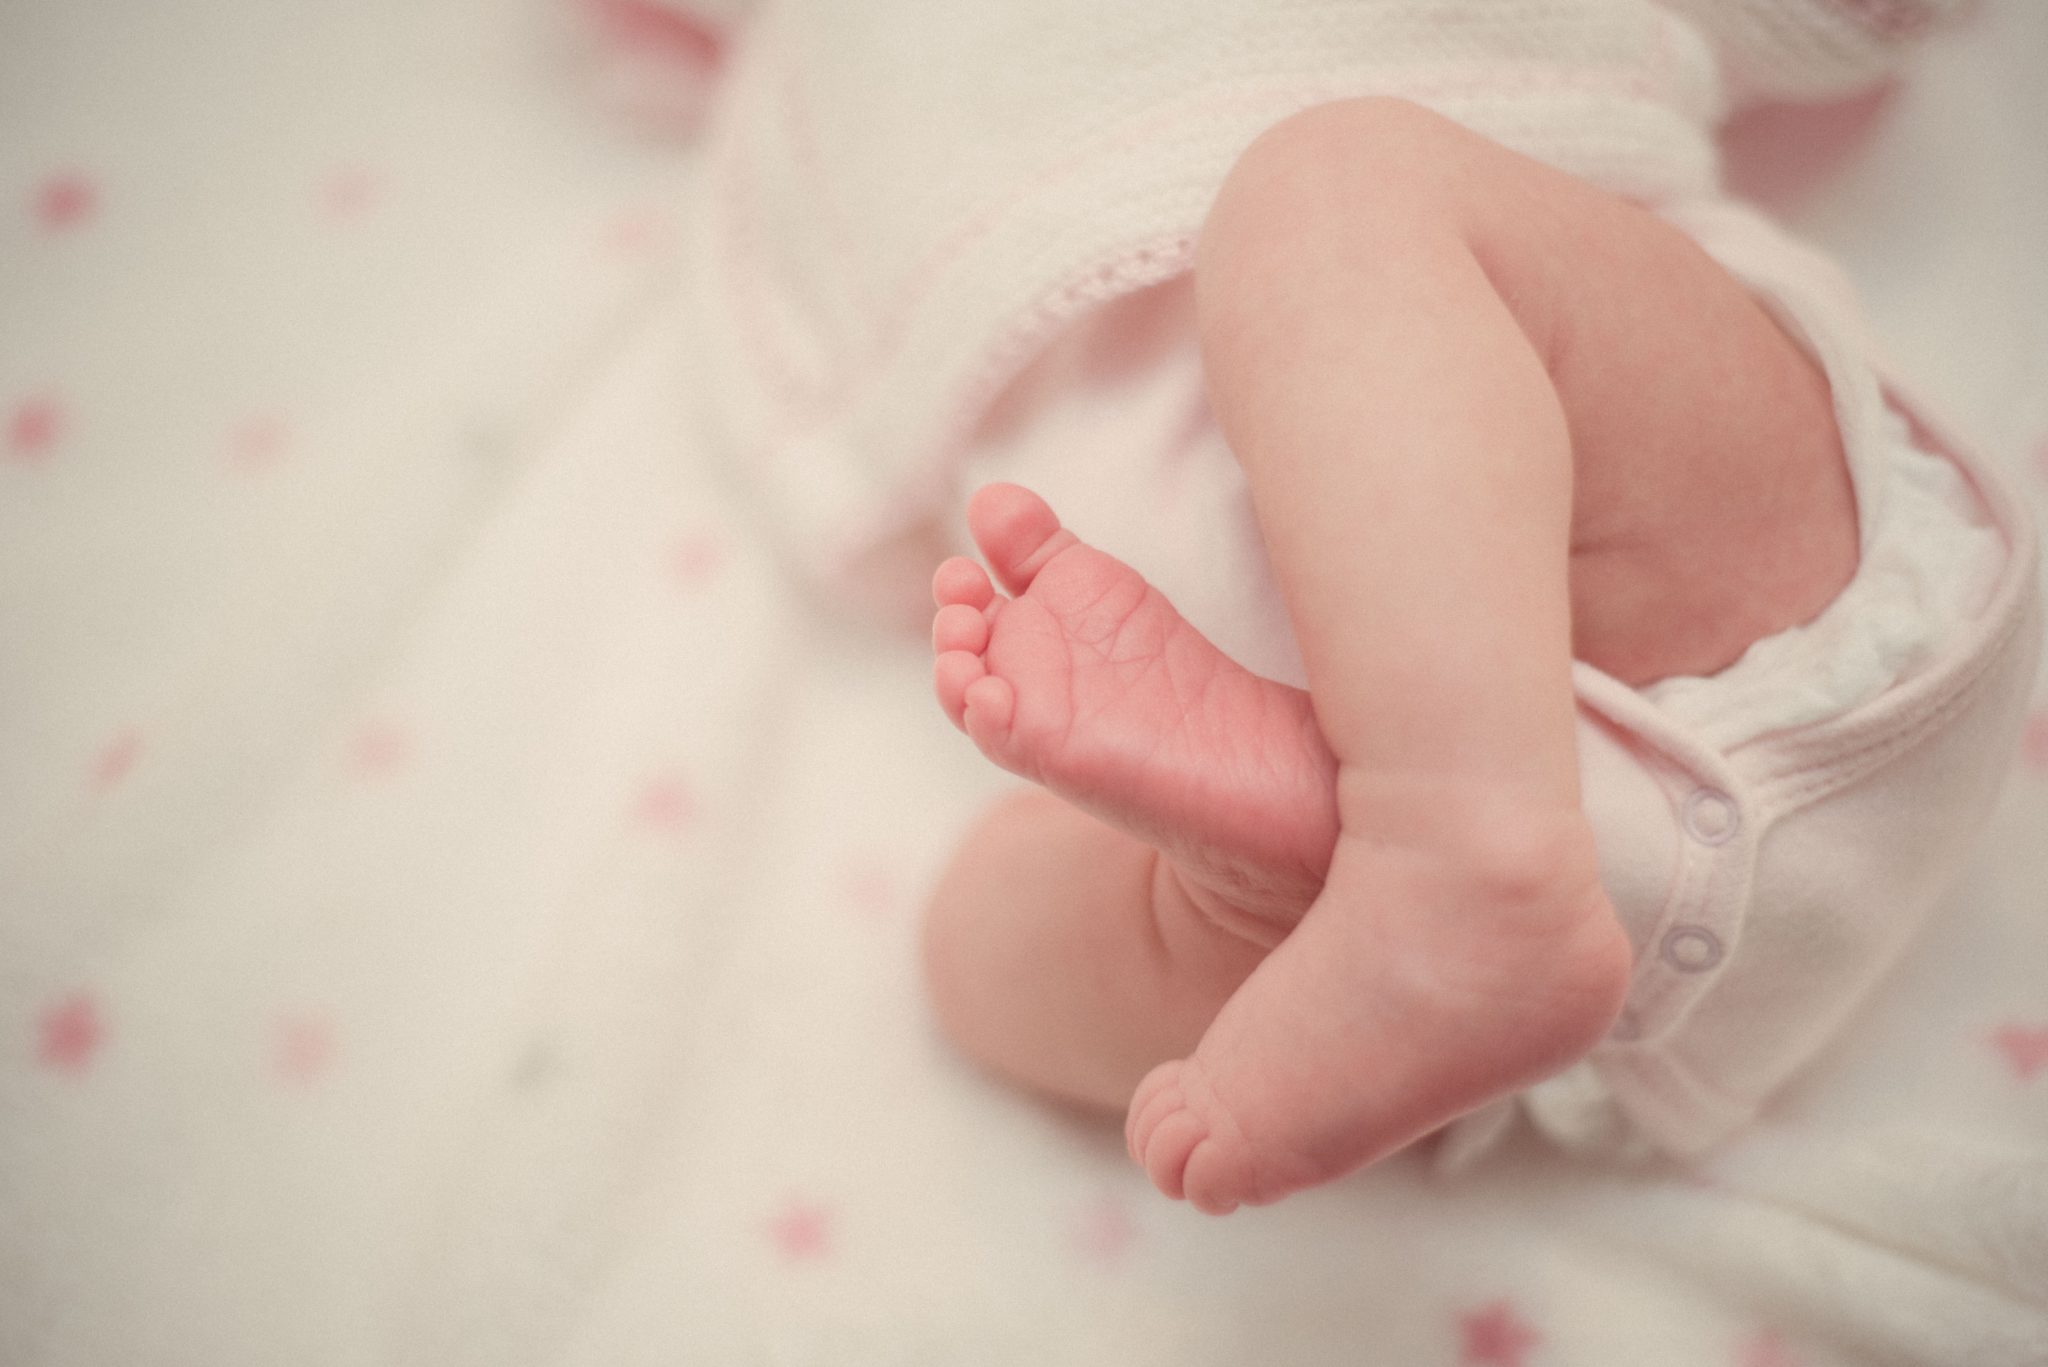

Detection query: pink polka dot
(840, 857), (899, 920)
(766, 1197), (833, 1262)
(321, 165), (381, 220)
(586, 0), (725, 69)
(275, 1012), (336, 1085)
(1992, 1022), (2048, 1081)
(2020, 709), (2048, 773)
(90, 727), (143, 792)
(605, 206), (676, 258)
(37, 992), (103, 1073)
(1737, 1329), (1805, 1367)
(667, 531), (723, 589)
(1458, 1300), (1541, 1367)
(1071, 1192), (1135, 1262)
(229, 415), (289, 473)
(9, 395), (64, 462)
(33, 173), (96, 231)
(348, 722), (411, 777)
(633, 774), (698, 831)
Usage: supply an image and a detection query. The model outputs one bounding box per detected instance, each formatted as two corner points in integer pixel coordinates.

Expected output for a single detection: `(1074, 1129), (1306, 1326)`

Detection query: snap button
(1660, 925), (1724, 973)
(1682, 788), (1739, 846)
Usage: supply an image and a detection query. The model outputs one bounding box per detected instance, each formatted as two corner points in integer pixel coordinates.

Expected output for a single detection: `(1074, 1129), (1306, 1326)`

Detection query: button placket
(1615, 778), (1749, 1046)
(1610, 1007), (1644, 1043)
(1682, 788), (1739, 845)
(1659, 924), (1724, 973)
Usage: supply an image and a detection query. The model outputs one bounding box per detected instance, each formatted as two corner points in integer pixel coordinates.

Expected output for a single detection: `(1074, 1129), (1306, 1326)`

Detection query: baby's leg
(922, 97), (1856, 1213)
(1126, 97), (1850, 1211)
(923, 789), (1266, 1112)
(922, 486), (1339, 1111)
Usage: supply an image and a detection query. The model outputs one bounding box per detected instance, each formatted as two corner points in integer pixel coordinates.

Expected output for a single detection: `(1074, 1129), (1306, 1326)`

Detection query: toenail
(1659, 925), (1723, 973)
(1681, 789), (1739, 845)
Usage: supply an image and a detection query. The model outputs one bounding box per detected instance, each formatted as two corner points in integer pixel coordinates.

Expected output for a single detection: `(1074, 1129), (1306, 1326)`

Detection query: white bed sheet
(2, 3), (2045, 1365)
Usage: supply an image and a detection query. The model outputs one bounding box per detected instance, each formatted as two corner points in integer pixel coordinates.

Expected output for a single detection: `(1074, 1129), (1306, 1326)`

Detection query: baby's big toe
(1178, 1134), (1258, 1216)
(966, 484), (1077, 595)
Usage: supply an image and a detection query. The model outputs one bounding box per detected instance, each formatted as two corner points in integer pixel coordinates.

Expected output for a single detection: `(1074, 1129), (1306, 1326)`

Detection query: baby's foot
(931, 484), (1337, 929)
(932, 484), (1634, 1213)
(1126, 805), (1633, 1213)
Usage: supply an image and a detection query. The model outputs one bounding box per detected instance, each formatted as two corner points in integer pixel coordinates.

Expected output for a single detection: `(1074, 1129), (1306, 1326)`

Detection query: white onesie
(678, 0), (2041, 1161)
(1452, 198), (2041, 1162)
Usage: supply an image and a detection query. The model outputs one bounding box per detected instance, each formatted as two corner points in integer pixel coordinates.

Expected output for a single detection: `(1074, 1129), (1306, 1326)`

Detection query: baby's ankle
(1331, 766), (1607, 917)
(1337, 763), (1586, 841)
(1163, 856), (1303, 950)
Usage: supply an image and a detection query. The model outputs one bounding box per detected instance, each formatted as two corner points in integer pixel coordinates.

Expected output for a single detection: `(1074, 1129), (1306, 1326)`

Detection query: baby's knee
(1195, 96), (1482, 361)
(918, 790), (1050, 1027)
(1202, 98), (1469, 258)
(1218, 95), (1471, 206)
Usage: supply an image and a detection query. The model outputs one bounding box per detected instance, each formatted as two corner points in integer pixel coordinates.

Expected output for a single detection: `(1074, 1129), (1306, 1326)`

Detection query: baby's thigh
(1550, 211), (1862, 687)
(1204, 97), (1857, 683)
(1411, 110), (1858, 684)
(924, 790), (1272, 1107)
(1434, 126), (1861, 681)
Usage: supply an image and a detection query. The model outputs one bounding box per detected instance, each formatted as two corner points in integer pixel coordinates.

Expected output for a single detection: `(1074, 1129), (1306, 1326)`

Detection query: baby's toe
(1127, 1060), (1261, 1213)
(934, 651), (987, 728)
(1139, 1108), (1209, 1203)
(932, 556), (995, 610)
(1126, 1062), (1185, 1162)
(932, 602), (990, 655)
(1180, 1138), (1254, 1216)
(966, 484), (1077, 595)
(960, 674), (1017, 752)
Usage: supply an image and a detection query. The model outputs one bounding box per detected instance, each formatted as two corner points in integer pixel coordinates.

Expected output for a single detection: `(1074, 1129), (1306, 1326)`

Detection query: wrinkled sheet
(2, 2), (2045, 1364)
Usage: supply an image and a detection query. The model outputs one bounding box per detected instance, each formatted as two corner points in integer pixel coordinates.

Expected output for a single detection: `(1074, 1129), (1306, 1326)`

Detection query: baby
(917, 97), (2037, 1213)
(649, 0), (2035, 1218)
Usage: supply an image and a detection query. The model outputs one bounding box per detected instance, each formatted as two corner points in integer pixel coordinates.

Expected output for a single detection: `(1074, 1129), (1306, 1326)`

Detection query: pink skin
(922, 97), (1857, 1213)
(933, 484), (1337, 933)
(933, 485), (1628, 1212)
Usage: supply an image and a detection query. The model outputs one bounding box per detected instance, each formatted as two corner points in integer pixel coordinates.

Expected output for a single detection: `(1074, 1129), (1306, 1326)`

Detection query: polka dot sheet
(3, 2), (2046, 1365)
